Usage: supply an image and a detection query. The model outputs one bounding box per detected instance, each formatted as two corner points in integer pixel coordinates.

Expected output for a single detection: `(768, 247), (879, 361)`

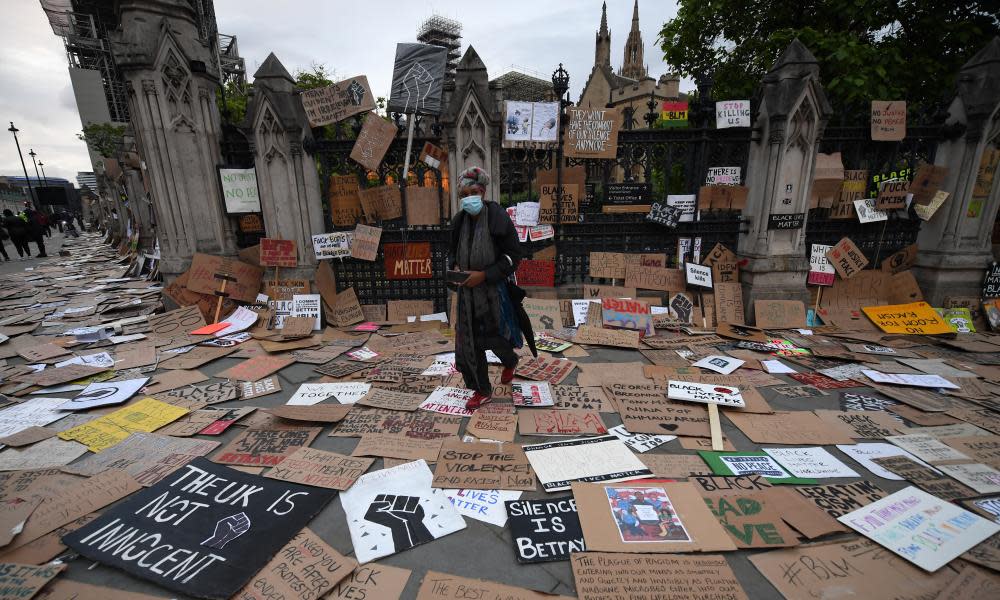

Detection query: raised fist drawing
(671, 294), (694, 323)
(364, 494), (433, 550)
(400, 62), (433, 113)
(201, 512), (251, 549)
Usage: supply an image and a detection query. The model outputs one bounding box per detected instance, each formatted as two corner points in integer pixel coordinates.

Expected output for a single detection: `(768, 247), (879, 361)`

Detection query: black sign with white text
(62, 457), (336, 600)
(505, 495), (585, 563)
(983, 262), (1000, 298)
(605, 183), (651, 205)
(646, 201), (682, 228)
(767, 213), (805, 230)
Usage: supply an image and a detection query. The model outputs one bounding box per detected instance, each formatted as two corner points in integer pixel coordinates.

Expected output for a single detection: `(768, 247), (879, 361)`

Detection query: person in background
(3, 209), (31, 259)
(39, 211), (51, 238)
(22, 205), (47, 257)
(0, 222), (9, 261)
(449, 166), (535, 410)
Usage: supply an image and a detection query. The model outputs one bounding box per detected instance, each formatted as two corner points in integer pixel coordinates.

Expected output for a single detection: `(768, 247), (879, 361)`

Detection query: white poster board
(219, 168), (261, 214)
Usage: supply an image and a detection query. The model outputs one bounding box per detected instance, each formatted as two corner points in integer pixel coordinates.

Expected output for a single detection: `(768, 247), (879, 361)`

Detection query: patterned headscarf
(458, 166), (490, 196)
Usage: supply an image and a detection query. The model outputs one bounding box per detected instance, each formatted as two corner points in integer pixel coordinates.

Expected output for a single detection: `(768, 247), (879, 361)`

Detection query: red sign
(260, 238), (297, 268)
(383, 242), (433, 280)
(515, 259), (556, 287)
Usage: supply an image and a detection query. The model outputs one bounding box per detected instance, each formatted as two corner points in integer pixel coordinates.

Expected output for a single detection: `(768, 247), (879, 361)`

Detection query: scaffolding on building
(417, 14), (462, 79)
(41, 0), (130, 123)
(491, 70), (556, 102)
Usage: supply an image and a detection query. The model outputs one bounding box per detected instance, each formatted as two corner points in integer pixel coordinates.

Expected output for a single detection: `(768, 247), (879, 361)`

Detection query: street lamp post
(37, 161), (47, 185)
(551, 64), (570, 227)
(29, 150), (44, 210)
(8, 122), (38, 210)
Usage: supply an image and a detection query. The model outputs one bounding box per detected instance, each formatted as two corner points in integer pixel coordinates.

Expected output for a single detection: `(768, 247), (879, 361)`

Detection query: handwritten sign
(807, 243), (835, 286)
(646, 201), (682, 228)
(685, 263), (713, 288)
(767, 213), (805, 230)
(312, 232), (352, 260)
(515, 259), (556, 287)
(260, 238), (297, 268)
(507, 496), (584, 563)
(187, 253), (264, 303)
(871, 101), (906, 141)
(63, 457), (336, 600)
(383, 242), (432, 279)
(589, 252), (626, 279)
(234, 528), (357, 600)
(716, 100), (750, 128)
(825, 237), (868, 279)
(432, 440), (535, 491)
(358, 186), (402, 223)
(328, 174), (362, 227)
(301, 75), (376, 127)
(601, 298), (653, 336)
(350, 224), (381, 261)
(565, 107), (620, 159)
(219, 168), (260, 213)
(624, 265), (685, 292)
(350, 114), (396, 171)
(876, 179), (909, 210)
(538, 184), (578, 224)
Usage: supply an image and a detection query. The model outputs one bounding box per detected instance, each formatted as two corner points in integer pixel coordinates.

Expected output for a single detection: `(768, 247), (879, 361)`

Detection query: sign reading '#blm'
(62, 457), (336, 600)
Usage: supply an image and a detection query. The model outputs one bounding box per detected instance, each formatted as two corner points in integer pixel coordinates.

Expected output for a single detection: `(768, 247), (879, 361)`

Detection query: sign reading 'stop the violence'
(62, 457), (336, 600)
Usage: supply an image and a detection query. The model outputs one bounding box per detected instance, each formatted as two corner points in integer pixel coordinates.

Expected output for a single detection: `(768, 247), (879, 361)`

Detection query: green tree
(77, 123), (126, 158)
(294, 63), (335, 90)
(217, 79), (249, 124)
(659, 1), (999, 120)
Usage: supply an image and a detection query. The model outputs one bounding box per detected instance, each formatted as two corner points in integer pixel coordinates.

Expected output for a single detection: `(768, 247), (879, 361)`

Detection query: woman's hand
(461, 271), (486, 288)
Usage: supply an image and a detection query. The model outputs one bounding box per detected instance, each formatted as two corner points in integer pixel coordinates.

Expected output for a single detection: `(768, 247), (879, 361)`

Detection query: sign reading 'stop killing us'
(62, 457), (336, 600)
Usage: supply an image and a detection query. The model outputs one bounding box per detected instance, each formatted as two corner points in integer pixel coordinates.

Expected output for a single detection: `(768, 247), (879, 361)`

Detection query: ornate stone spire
(620, 0), (647, 79)
(595, 2), (611, 67)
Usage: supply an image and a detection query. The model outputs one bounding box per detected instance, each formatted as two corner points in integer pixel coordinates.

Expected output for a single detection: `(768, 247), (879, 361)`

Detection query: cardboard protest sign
(416, 572), (571, 600)
(312, 232), (352, 260)
(871, 100), (906, 141)
(750, 537), (957, 600)
(506, 496), (583, 563)
(387, 43), (448, 115)
(572, 553), (747, 600)
(762, 447), (859, 479)
(352, 432), (444, 462)
(565, 107), (621, 159)
(624, 265), (685, 292)
(235, 527), (357, 600)
(217, 355), (294, 381)
(0, 563), (65, 599)
(332, 408), (460, 439)
(825, 237), (868, 280)
(754, 300), (806, 329)
(909, 164), (949, 206)
(811, 152), (844, 208)
(58, 398), (190, 452)
(861, 301), (952, 334)
(875, 179), (909, 210)
(219, 168), (261, 213)
(716, 100), (750, 128)
(791, 481), (887, 520)
(358, 186), (402, 223)
(259, 238), (297, 268)
(881, 243), (918, 274)
(699, 185), (749, 210)
(357, 387), (426, 411)
(187, 254), (264, 303)
(522, 298), (562, 331)
(329, 174), (363, 227)
(838, 486), (999, 571)
(431, 440), (535, 491)
(382, 242), (433, 280)
(699, 488), (801, 548)
(350, 114), (397, 171)
(515, 259), (556, 287)
(350, 224), (382, 261)
(727, 411), (855, 445)
(63, 458), (336, 599)
(698, 451), (816, 485)
(288, 382), (371, 405)
(404, 185), (442, 226)
(214, 427), (321, 467)
(646, 201), (683, 228)
(466, 410), (517, 443)
(64, 433), (220, 486)
(607, 383), (710, 437)
(515, 356), (576, 385)
(601, 298), (653, 336)
(522, 435), (652, 492)
(573, 482), (737, 553)
(517, 409), (607, 436)
(301, 75), (376, 127)
(340, 460), (465, 563)
(589, 252), (626, 279)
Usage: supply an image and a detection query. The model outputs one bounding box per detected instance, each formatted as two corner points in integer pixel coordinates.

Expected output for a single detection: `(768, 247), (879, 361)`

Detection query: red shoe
(500, 367), (516, 384)
(466, 391), (492, 410)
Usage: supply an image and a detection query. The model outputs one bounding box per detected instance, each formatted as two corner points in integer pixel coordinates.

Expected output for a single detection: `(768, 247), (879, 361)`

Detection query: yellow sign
(861, 302), (953, 335)
(58, 397), (189, 452)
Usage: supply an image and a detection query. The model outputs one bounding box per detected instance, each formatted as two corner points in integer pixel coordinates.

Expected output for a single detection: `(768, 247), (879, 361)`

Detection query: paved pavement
(0, 234), (930, 599)
(0, 230), (68, 275)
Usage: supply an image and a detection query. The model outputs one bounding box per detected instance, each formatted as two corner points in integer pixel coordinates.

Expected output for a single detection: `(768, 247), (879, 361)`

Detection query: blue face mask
(461, 195), (483, 216)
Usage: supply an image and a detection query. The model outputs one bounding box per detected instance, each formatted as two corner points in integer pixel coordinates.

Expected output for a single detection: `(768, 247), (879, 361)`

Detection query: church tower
(595, 2), (611, 67)
(619, 0), (648, 80)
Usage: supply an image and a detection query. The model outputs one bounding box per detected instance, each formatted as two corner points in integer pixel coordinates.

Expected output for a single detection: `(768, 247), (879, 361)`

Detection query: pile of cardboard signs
(0, 233), (999, 600)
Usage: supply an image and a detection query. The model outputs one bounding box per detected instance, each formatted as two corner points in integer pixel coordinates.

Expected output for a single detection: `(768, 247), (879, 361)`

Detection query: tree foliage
(217, 79), (249, 124)
(659, 1), (999, 119)
(77, 123), (126, 158)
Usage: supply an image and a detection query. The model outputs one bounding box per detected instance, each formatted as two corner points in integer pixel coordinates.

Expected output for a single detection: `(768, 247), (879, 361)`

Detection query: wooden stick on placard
(700, 292), (707, 328)
(708, 403), (724, 450)
(212, 272), (237, 323)
(814, 286), (824, 324)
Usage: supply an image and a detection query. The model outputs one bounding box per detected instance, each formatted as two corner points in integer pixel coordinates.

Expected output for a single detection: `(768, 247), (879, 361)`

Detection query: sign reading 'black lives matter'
(62, 457), (336, 600)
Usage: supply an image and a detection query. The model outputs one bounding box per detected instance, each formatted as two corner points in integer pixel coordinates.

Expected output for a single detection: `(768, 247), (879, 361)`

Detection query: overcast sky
(0, 0), (683, 185)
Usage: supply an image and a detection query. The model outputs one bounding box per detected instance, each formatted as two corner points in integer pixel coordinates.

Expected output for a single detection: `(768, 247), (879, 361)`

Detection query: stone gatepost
(243, 53), (325, 278)
(121, 129), (156, 252)
(914, 38), (1000, 305)
(739, 40), (832, 317)
(111, 0), (237, 277)
(441, 47), (501, 213)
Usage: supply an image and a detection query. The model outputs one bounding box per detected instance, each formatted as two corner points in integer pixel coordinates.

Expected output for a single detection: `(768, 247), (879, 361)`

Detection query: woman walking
(449, 166), (535, 410)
